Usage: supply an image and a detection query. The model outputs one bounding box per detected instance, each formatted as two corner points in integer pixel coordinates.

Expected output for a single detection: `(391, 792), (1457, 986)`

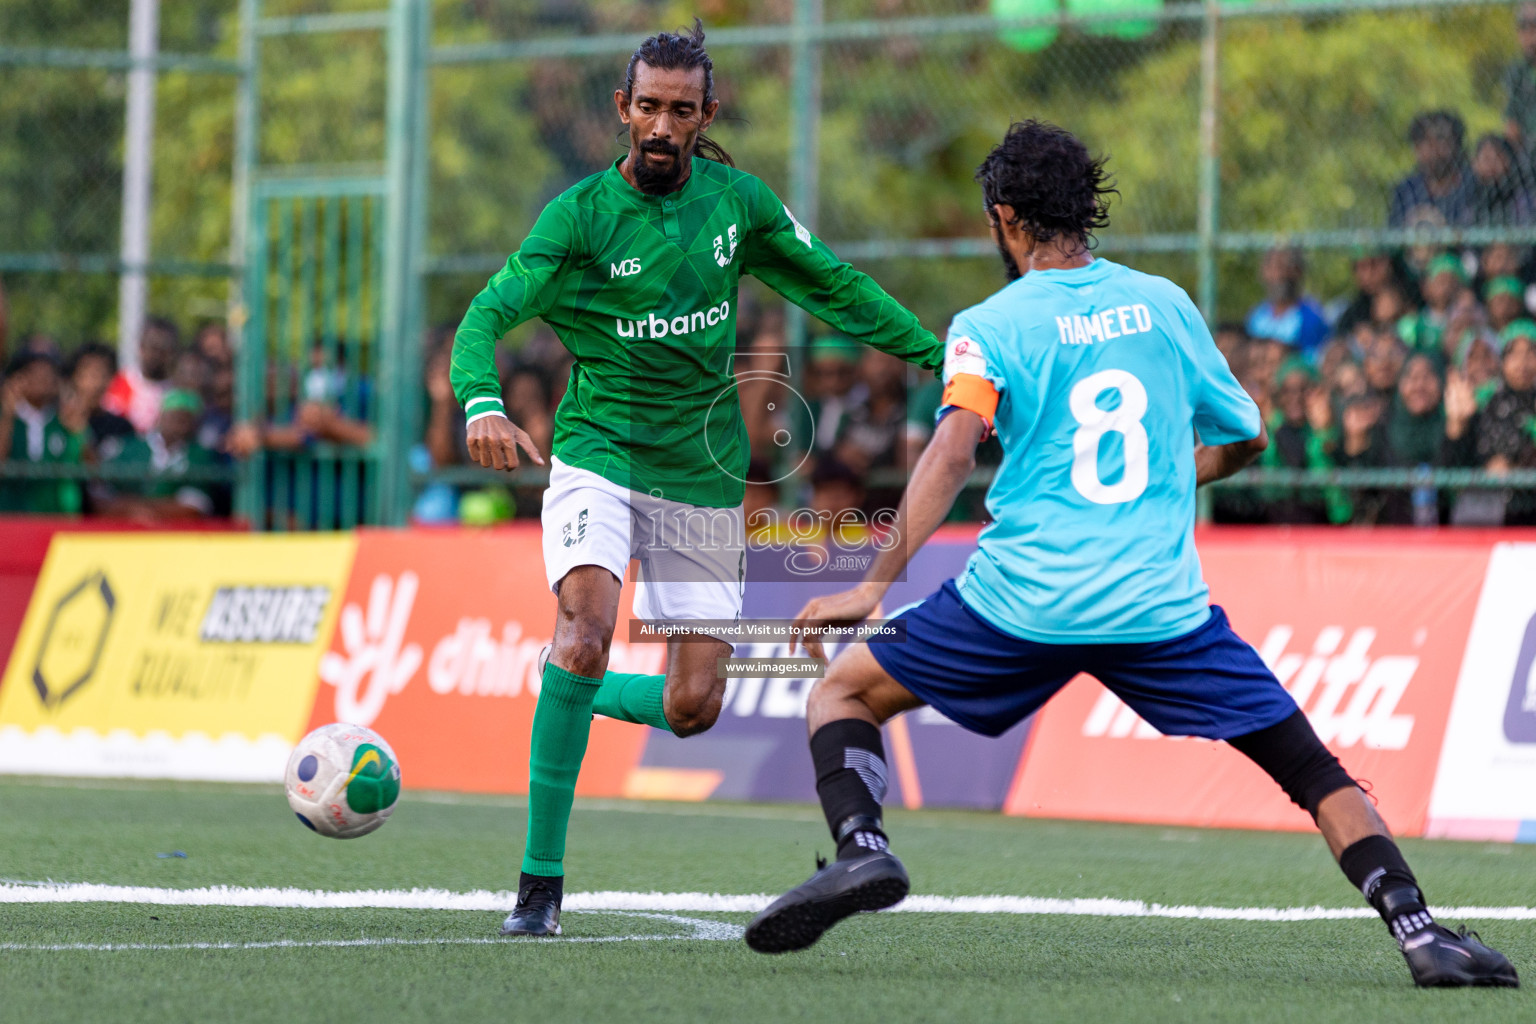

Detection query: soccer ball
(285, 723), (402, 839)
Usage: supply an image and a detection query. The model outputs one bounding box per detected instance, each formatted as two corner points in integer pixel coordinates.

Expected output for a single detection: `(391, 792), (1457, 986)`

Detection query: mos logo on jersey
(609, 258), (642, 279)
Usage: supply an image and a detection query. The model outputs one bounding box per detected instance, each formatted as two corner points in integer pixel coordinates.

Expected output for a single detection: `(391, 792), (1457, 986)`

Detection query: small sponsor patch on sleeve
(943, 334), (990, 383)
(783, 205), (813, 249)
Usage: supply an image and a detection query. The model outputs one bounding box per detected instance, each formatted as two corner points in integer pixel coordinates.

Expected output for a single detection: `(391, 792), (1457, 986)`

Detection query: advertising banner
(3, 522), (1513, 834)
(1005, 536), (1488, 836)
(304, 527), (1027, 808)
(1427, 543), (1536, 841)
(304, 528), (660, 797)
(0, 533), (354, 780)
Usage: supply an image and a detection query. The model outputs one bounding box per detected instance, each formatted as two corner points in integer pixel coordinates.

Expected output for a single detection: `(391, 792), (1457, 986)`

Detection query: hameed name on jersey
(1055, 303), (1153, 346)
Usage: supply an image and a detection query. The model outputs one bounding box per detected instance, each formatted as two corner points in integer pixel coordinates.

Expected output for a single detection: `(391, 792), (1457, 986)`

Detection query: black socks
(810, 719), (891, 860)
(518, 870), (563, 903)
(1339, 835), (1433, 945)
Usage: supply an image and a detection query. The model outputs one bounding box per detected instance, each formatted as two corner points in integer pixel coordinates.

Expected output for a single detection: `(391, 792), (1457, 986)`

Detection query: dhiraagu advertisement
(0, 534), (356, 781)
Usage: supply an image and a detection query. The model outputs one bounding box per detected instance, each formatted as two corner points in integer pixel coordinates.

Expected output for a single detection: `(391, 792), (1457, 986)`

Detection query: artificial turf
(0, 776), (1532, 1023)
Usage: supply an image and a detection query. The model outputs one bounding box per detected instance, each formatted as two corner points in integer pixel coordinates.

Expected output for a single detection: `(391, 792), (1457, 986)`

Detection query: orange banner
(305, 527), (659, 795)
(1005, 534), (1490, 836)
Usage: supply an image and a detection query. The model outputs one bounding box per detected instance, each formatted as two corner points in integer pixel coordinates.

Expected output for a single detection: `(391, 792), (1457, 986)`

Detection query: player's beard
(632, 137), (691, 195)
(994, 235), (1023, 282)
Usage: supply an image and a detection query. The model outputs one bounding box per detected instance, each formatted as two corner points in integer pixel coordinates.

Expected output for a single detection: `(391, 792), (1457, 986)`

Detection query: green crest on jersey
(343, 743), (401, 814)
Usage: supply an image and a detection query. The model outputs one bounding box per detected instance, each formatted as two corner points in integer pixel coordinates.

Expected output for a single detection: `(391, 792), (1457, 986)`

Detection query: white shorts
(541, 457), (745, 626)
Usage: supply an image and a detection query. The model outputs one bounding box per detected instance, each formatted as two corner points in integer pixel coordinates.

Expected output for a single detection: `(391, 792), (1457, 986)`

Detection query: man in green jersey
(450, 21), (943, 937)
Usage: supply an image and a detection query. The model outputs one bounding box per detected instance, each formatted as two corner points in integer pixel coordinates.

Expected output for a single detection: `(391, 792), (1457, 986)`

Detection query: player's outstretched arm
(741, 180), (942, 373)
(790, 409), (984, 658)
(450, 200), (575, 430)
(1195, 420), (1269, 486)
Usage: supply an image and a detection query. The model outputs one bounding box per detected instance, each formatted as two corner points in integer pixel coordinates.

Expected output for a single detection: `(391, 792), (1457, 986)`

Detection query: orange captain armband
(941, 373), (1000, 432)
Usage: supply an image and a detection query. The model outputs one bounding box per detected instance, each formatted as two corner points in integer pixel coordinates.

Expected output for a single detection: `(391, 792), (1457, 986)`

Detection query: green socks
(521, 665), (673, 876)
(592, 670), (672, 733)
(522, 662), (602, 877)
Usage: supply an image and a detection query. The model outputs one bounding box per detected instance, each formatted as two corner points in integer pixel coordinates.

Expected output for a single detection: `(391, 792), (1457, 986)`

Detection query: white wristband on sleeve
(466, 408), (510, 427)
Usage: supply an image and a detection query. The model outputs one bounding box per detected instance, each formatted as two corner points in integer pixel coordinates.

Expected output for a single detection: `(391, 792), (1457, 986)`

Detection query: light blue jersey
(943, 258), (1261, 644)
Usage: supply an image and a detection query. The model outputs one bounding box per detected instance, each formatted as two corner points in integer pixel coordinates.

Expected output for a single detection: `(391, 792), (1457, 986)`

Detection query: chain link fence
(419, 0), (1529, 327)
(2, 0), (1533, 525)
(0, 0), (241, 343)
(3, 0), (1525, 341)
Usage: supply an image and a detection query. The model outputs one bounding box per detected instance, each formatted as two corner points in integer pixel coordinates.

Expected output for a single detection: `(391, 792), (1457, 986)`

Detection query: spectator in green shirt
(94, 388), (216, 522)
(1398, 254), (1467, 354)
(0, 350), (84, 514)
(1257, 359), (1344, 524)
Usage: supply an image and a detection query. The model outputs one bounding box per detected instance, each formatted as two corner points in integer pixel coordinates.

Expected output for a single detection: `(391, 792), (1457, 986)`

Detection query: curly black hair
(622, 18), (733, 167)
(975, 120), (1116, 248)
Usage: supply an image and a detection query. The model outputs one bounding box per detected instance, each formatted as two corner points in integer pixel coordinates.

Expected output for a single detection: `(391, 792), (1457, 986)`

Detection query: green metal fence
(2, 0), (1534, 525)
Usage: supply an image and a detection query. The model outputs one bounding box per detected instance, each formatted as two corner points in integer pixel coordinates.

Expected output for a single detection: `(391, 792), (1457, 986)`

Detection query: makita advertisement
(1009, 535), (1489, 836)
(3, 524), (1535, 839)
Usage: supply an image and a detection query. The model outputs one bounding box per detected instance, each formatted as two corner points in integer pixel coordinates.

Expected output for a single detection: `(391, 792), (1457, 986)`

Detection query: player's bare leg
(502, 565), (622, 938)
(1314, 785), (1390, 857)
(746, 644), (922, 954)
(584, 616), (735, 737)
(804, 643), (925, 731)
(1229, 714), (1517, 986)
(661, 636), (733, 737)
(550, 565), (623, 676)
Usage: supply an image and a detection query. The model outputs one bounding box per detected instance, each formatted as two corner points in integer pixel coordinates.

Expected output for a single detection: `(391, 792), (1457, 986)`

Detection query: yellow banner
(0, 534), (355, 779)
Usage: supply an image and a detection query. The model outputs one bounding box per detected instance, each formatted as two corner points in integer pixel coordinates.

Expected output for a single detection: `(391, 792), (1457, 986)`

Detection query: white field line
(0, 910), (742, 952)
(4, 882), (1536, 922)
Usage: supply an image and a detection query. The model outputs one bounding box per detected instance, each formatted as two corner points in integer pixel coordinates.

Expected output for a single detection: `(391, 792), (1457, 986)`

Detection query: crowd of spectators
(1208, 5), (1536, 526)
(1214, 241), (1536, 526)
(1385, 5), (1536, 233)
(0, 305), (372, 524)
(10, 244), (1536, 527)
(0, 316), (235, 521)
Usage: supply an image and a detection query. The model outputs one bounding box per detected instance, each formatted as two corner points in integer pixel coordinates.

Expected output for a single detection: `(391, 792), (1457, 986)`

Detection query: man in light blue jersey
(744, 121), (1517, 989)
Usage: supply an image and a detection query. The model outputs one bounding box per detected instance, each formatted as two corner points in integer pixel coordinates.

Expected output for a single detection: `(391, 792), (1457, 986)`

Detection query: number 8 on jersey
(1069, 369), (1149, 505)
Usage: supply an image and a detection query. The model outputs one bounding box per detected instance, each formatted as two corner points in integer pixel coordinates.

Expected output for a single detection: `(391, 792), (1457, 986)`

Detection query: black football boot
(500, 873), (563, 937)
(745, 826), (909, 955)
(1400, 923), (1519, 987)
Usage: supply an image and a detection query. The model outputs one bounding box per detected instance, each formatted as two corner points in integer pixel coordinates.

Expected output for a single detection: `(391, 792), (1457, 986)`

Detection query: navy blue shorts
(868, 580), (1297, 740)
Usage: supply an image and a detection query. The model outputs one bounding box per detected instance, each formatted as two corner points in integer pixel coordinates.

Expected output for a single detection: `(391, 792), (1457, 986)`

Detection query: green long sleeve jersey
(451, 156), (942, 508)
